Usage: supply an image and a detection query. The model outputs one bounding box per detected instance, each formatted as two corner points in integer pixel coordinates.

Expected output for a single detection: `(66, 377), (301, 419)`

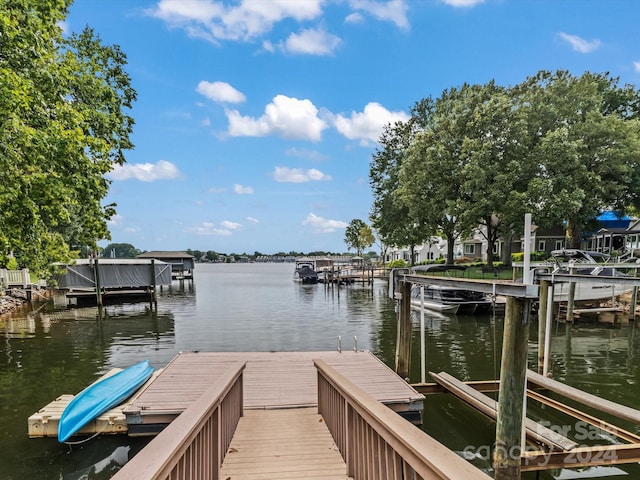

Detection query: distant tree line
(99, 244), (379, 262)
(370, 70), (640, 266)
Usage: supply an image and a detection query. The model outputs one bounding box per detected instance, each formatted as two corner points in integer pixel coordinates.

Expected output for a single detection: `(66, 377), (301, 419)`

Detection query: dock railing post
(493, 296), (529, 480)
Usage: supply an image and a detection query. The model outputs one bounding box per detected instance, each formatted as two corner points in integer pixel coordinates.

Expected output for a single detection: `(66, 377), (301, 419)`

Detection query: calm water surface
(1, 262), (640, 479)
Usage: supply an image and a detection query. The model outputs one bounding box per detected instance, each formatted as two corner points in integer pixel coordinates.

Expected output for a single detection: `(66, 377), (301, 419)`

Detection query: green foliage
(512, 251), (549, 262)
(6, 258), (18, 270)
(102, 243), (140, 258)
(344, 219), (374, 256)
(0, 1), (136, 276)
(386, 259), (407, 268)
(372, 70), (640, 260)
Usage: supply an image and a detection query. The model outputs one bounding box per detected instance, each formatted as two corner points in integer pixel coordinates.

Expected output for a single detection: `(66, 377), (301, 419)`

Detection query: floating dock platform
(29, 351), (424, 439)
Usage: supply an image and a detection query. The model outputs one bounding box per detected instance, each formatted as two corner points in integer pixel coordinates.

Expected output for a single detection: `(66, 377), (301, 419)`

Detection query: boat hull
(410, 299), (460, 314)
(58, 360), (153, 442)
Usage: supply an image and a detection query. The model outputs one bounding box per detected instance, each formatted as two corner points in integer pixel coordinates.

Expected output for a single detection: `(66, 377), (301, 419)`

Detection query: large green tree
(376, 71), (640, 264)
(344, 219), (374, 257)
(370, 100), (438, 265)
(515, 70), (640, 248)
(0, 0), (135, 274)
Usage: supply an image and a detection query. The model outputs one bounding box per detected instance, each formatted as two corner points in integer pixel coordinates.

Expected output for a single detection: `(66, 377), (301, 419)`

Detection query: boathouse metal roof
(137, 251), (194, 259)
(137, 251), (195, 272)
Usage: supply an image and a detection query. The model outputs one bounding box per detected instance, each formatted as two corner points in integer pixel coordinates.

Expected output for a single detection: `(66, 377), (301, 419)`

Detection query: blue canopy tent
(596, 211), (631, 229)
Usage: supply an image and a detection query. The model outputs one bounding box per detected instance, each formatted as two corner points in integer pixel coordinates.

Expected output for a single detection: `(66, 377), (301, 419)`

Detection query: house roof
(137, 251), (194, 259)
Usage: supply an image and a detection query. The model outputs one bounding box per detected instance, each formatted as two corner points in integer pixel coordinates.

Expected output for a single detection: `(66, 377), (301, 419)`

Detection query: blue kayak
(58, 360), (154, 442)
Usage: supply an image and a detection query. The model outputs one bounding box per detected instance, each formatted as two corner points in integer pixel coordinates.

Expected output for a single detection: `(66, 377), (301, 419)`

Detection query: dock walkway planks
(219, 408), (350, 480)
(124, 351), (424, 428)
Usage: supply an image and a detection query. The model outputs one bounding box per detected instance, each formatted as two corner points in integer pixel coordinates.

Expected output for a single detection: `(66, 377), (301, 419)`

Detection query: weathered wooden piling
(494, 296), (529, 480)
(395, 281), (412, 379)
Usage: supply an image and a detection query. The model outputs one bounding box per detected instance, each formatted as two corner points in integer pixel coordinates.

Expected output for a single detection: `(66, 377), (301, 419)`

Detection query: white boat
(548, 249), (634, 302)
(409, 265), (494, 314)
(410, 286), (460, 314)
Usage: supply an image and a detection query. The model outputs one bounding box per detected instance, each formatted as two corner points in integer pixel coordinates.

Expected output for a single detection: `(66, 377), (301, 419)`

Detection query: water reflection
(3, 263), (640, 479)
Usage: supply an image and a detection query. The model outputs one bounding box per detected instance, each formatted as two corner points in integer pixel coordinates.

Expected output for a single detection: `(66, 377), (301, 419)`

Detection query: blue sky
(63, 0), (640, 255)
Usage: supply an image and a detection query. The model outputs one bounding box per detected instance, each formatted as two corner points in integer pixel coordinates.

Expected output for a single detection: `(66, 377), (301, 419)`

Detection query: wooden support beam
(522, 444), (640, 471)
(494, 296), (530, 480)
(527, 369), (640, 424)
(395, 281), (412, 379)
(429, 371), (576, 451)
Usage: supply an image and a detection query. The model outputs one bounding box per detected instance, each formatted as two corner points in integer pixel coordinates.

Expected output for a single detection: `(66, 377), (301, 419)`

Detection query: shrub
(387, 259), (407, 268)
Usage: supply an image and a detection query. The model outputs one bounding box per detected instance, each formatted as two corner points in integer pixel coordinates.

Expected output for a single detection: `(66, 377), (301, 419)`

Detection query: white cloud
(272, 166), (332, 183)
(234, 184), (254, 194)
(246, 216), (259, 223)
(348, 0), (409, 29)
(333, 102), (409, 144)
(190, 221), (233, 236)
(302, 213), (348, 233)
(196, 80), (246, 103)
(226, 95), (328, 141)
(220, 220), (241, 229)
(285, 147), (329, 162)
(58, 20), (69, 35)
(107, 214), (124, 226)
(558, 32), (601, 53)
(201, 117), (211, 126)
(345, 12), (364, 24)
(148, 0), (324, 42)
(108, 160), (181, 182)
(124, 226), (141, 233)
(634, 61), (640, 72)
(282, 28), (342, 56)
(208, 186), (227, 194)
(440, 0), (485, 7)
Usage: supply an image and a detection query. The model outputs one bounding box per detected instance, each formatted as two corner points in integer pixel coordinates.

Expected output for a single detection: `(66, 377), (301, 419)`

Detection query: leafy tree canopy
(102, 243), (140, 258)
(372, 70), (640, 263)
(0, 0), (136, 275)
(344, 219), (375, 256)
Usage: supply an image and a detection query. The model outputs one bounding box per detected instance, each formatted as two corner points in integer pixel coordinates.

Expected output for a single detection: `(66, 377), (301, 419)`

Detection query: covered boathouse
(137, 250), (195, 279)
(54, 258), (172, 306)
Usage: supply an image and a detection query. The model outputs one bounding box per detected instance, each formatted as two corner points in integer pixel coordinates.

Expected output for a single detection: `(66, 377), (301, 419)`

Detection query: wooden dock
(123, 350), (424, 434)
(219, 408), (349, 480)
(110, 355), (491, 480)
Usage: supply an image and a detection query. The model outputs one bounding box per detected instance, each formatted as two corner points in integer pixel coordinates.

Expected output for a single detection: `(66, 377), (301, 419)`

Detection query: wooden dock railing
(112, 361), (245, 480)
(315, 359), (492, 480)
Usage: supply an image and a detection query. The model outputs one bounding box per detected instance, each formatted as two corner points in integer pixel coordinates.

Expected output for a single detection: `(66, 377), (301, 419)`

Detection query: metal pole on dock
(631, 267), (638, 321)
(150, 259), (157, 309)
(93, 257), (102, 307)
(537, 280), (549, 373)
(395, 281), (412, 379)
(493, 296), (530, 480)
(543, 282), (554, 377)
(419, 285), (426, 384)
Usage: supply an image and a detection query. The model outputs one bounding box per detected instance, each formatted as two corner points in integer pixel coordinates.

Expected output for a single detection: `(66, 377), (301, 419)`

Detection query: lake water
(1, 262), (640, 479)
